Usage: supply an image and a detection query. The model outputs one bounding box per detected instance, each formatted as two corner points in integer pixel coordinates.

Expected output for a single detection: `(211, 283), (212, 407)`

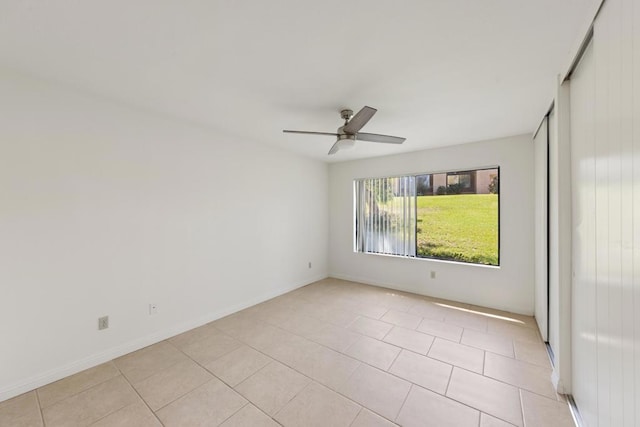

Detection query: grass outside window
(416, 194), (498, 265)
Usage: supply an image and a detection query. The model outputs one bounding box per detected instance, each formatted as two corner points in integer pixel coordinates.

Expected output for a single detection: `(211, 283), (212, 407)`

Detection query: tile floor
(0, 279), (576, 427)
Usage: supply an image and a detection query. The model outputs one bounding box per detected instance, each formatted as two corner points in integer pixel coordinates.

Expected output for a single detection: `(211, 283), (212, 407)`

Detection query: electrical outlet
(149, 303), (158, 315)
(308, 261), (312, 269)
(430, 271), (436, 279)
(98, 316), (109, 330)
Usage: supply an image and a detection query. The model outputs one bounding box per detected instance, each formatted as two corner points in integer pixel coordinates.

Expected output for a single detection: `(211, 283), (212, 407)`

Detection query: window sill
(353, 250), (501, 269)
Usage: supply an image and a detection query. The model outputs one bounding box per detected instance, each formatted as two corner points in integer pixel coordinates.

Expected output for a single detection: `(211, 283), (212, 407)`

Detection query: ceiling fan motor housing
(337, 132), (356, 142)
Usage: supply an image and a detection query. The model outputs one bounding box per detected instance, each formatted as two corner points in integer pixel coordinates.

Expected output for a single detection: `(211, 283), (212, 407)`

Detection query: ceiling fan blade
(328, 140), (340, 155)
(357, 132), (406, 144)
(283, 130), (339, 137)
(343, 106), (377, 134)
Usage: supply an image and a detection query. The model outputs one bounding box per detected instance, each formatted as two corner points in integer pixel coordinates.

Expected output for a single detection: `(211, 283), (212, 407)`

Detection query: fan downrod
(340, 109), (354, 123)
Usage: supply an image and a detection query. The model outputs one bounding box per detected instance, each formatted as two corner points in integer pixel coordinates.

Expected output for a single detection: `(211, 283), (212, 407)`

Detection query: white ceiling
(0, 1), (591, 162)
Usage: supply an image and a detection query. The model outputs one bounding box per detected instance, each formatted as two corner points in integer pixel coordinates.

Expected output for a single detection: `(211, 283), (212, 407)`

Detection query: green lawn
(416, 194), (498, 265)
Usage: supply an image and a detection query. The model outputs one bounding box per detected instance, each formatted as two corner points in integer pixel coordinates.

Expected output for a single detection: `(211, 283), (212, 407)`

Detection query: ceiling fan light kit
(283, 106), (406, 155)
(331, 134), (356, 154)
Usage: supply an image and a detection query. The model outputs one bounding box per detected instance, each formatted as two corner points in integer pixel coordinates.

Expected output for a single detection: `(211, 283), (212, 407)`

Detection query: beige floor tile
(388, 350), (452, 394)
(376, 292), (415, 312)
(235, 361), (311, 416)
(380, 310), (422, 329)
(168, 322), (222, 349)
(258, 330), (321, 366)
(444, 309), (489, 332)
(344, 336), (401, 370)
(417, 295), (466, 308)
(172, 331), (242, 366)
(312, 306), (361, 328)
(132, 359), (212, 410)
(396, 384), (479, 427)
(42, 376), (138, 427)
(90, 400), (161, 427)
(305, 324), (362, 352)
(290, 345), (360, 390)
(289, 300), (328, 319)
(156, 378), (247, 427)
(258, 306), (299, 327)
(446, 368), (523, 427)
(274, 382), (360, 427)
(480, 412), (516, 427)
(219, 404), (279, 427)
(428, 338), (485, 373)
(114, 341), (187, 384)
(487, 319), (541, 344)
(417, 318), (463, 342)
(258, 296), (299, 310)
(351, 408), (397, 426)
(461, 329), (514, 357)
(265, 299), (300, 316)
(513, 339), (551, 368)
(275, 313), (327, 336)
(382, 326), (434, 355)
(350, 289), (383, 302)
(0, 391), (43, 427)
(408, 300), (446, 321)
(236, 323), (295, 353)
(484, 352), (556, 399)
(338, 300), (389, 319)
(521, 390), (575, 427)
(38, 362), (120, 408)
(292, 284), (339, 301)
(337, 364), (411, 421)
(239, 302), (273, 318)
(212, 312), (266, 340)
(467, 306), (539, 330)
(347, 316), (393, 340)
(205, 345), (272, 387)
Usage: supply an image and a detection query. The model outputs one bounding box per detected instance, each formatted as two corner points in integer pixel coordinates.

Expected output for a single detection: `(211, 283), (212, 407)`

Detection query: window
(355, 167), (499, 266)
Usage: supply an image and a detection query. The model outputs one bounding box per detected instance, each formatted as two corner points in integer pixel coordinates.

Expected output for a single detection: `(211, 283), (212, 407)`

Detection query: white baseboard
(330, 273), (406, 292)
(0, 274), (327, 402)
(330, 273), (532, 316)
(551, 368), (567, 395)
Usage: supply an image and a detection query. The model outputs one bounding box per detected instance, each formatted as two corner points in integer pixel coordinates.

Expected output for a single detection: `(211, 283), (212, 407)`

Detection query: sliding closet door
(547, 108), (559, 358)
(533, 118), (548, 341)
(570, 0), (639, 424)
(570, 40), (598, 426)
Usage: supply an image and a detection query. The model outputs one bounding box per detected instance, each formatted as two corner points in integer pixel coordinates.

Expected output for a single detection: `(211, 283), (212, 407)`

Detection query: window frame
(354, 166), (501, 267)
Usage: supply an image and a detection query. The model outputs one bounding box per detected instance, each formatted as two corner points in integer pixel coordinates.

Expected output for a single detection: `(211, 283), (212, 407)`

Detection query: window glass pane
(416, 175), (431, 195)
(416, 168), (499, 265)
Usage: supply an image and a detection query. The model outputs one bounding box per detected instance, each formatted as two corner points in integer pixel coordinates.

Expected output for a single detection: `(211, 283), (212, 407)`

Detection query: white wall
(569, 0), (640, 424)
(329, 135), (535, 315)
(0, 69), (329, 401)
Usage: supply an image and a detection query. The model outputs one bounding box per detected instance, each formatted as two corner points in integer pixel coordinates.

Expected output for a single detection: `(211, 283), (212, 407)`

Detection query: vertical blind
(355, 176), (416, 257)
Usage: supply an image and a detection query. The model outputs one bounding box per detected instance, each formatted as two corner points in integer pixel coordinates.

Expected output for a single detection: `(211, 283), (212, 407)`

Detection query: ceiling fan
(283, 106), (406, 155)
